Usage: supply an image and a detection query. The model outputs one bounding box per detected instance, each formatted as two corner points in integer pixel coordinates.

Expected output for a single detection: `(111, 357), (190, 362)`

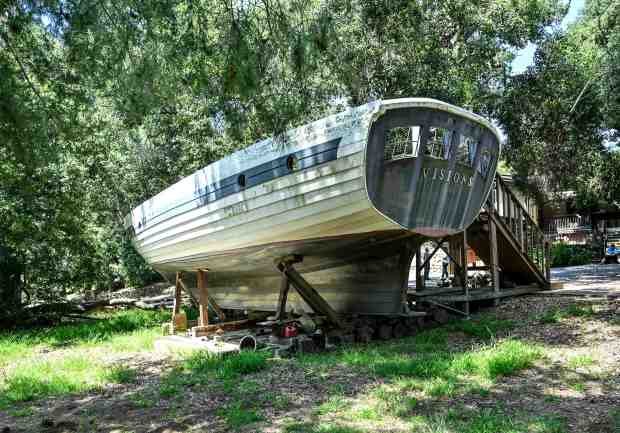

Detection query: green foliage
(0, 354), (110, 406)
(217, 402), (264, 430)
(158, 350), (270, 398)
(0, 309), (168, 351)
(0, 309), (166, 368)
(106, 365), (138, 384)
(447, 316), (515, 339)
(550, 243), (592, 267)
(0, 0), (569, 303)
(539, 303), (596, 323)
(497, 0), (620, 208)
(0, 309), (168, 406)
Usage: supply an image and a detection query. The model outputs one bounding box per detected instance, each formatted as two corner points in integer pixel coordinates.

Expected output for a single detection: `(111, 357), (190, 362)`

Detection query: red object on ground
(282, 325), (298, 337)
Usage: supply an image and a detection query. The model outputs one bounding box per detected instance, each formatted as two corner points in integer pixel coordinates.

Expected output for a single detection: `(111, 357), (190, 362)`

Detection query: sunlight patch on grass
(566, 354), (595, 369)
(0, 309), (170, 406)
(284, 422), (366, 433)
(539, 304), (597, 324)
(315, 395), (348, 416)
(0, 310), (167, 366)
(409, 409), (567, 433)
(0, 354), (109, 406)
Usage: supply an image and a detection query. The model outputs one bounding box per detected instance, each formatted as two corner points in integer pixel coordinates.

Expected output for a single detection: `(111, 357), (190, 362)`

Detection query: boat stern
(365, 99), (500, 237)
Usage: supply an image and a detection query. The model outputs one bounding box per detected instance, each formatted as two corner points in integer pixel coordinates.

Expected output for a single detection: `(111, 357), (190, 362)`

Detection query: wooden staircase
(467, 175), (550, 288)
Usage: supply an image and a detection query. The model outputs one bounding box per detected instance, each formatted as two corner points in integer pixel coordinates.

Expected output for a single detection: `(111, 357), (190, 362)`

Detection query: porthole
(286, 154), (298, 171)
(237, 174), (246, 188)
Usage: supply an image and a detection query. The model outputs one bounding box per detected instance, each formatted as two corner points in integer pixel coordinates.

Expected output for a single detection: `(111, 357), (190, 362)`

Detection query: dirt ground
(2, 265), (620, 433)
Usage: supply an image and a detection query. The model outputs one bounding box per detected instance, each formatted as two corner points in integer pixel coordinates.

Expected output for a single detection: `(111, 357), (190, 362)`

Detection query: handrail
(485, 174), (549, 281)
(543, 214), (591, 234)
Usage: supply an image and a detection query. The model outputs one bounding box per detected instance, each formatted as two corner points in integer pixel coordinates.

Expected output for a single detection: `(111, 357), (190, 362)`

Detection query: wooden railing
(543, 214), (591, 235)
(486, 175), (549, 280)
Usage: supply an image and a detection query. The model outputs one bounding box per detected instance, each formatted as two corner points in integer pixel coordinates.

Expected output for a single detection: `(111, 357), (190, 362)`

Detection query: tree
(497, 0), (620, 210)
(0, 0), (569, 306)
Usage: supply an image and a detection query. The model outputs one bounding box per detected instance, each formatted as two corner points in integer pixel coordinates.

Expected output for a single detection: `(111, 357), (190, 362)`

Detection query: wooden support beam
(171, 272), (187, 333)
(419, 237), (447, 270)
(173, 272), (182, 315)
(178, 276), (226, 321)
(277, 258), (344, 329)
(519, 209), (525, 252)
(275, 272), (291, 321)
(489, 214), (500, 306)
(177, 276), (198, 306)
(399, 244), (415, 313)
(197, 269), (209, 327)
(461, 231), (469, 317)
(190, 319), (250, 337)
(208, 295), (227, 322)
(545, 241), (551, 285)
(415, 244), (423, 291)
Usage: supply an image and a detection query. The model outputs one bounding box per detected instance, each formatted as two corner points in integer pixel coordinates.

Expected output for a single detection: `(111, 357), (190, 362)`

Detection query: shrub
(550, 243), (592, 267)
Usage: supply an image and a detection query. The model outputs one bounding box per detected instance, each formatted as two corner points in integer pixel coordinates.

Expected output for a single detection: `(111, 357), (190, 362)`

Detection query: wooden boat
(127, 98), (501, 316)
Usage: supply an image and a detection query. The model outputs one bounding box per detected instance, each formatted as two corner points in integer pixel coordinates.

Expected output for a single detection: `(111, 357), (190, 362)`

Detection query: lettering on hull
(422, 167), (474, 187)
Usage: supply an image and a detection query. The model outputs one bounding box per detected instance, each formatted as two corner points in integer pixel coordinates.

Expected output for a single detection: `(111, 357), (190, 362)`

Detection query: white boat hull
(128, 98), (501, 315)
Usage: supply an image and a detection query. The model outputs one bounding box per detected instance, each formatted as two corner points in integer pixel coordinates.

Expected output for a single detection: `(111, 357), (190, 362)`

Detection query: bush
(550, 243), (592, 267)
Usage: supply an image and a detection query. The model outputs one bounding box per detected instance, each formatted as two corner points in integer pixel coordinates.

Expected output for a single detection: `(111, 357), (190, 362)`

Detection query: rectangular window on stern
(384, 126), (421, 161)
(457, 135), (478, 167)
(424, 127), (455, 159)
(478, 147), (493, 179)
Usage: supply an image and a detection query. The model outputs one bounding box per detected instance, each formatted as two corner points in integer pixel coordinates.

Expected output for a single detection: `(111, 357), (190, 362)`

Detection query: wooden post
(415, 245), (423, 291)
(489, 216), (500, 306)
(519, 209), (525, 252)
(275, 272), (290, 321)
(278, 259), (344, 329)
(197, 269), (209, 327)
(171, 272), (187, 333)
(461, 231), (469, 317)
(173, 272), (182, 315)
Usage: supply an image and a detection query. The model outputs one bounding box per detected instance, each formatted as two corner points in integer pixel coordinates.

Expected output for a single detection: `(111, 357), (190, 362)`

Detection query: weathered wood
(460, 231), (469, 317)
(177, 277), (199, 306)
(489, 212), (500, 306)
(421, 285), (541, 303)
(208, 295), (227, 321)
(275, 272), (291, 321)
(278, 259), (344, 329)
(197, 269), (209, 327)
(545, 241), (551, 284)
(415, 244), (423, 291)
(419, 238), (446, 270)
(173, 272), (182, 315)
(190, 319), (250, 337)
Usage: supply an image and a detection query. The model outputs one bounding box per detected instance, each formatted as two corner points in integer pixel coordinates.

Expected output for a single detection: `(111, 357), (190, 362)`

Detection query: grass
(447, 315), (515, 339)
(566, 354), (595, 369)
(0, 309), (168, 407)
(568, 380), (586, 392)
(158, 350), (270, 397)
(539, 303), (597, 324)
(0, 309), (168, 365)
(285, 408), (567, 433)
(0, 305), (582, 432)
(609, 409), (620, 433)
(316, 395), (348, 416)
(217, 401), (264, 429)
